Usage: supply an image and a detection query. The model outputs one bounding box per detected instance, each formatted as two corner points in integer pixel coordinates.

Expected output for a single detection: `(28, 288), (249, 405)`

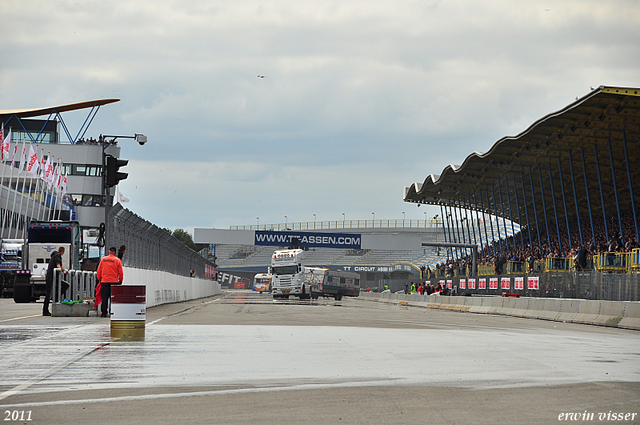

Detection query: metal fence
(106, 203), (213, 277)
(53, 269), (97, 302)
(423, 271), (640, 302)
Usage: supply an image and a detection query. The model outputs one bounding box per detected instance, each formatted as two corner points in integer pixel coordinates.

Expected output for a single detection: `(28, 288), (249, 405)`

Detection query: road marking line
(0, 379), (402, 408)
(0, 314), (41, 323)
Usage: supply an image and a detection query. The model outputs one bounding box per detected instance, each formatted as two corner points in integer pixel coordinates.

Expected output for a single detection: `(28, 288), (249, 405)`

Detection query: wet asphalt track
(0, 290), (639, 425)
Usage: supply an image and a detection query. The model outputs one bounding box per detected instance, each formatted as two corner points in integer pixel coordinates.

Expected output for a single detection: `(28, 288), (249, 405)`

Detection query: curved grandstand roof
(0, 99), (120, 120)
(404, 86), (640, 225)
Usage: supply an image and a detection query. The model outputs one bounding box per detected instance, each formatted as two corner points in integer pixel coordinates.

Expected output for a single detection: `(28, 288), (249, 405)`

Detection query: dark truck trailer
(304, 268), (361, 301)
(13, 220), (80, 303)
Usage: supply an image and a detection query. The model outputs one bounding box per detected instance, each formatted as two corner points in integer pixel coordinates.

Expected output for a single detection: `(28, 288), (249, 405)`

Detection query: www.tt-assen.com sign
(255, 231), (361, 249)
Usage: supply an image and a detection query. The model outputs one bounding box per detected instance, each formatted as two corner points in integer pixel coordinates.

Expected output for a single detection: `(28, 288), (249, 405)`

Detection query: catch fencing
(106, 203), (213, 278)
(423, 271), (640, 302)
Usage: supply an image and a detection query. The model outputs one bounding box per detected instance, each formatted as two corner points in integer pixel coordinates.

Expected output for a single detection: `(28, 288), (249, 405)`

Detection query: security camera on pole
(100, 134), (146, 249)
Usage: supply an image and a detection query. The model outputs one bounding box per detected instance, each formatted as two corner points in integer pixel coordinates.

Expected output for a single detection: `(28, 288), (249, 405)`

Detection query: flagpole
(0, 126), (6, 238)
(0, 128), (11, 238)
(54, 159), (63, 220)
(9, 142), (26, 239)
(47, 153), (55, 221)
(2, 140), (18, 238)
(35, 149), (46, 222)
(23, 164), (36, 234)
(16, 142), (33, 236)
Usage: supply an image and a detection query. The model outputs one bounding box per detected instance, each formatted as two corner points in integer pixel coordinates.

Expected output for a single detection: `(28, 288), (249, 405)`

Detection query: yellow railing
(231, 218), (444, 231)
(631, 249), (640, 272)
(545, 257), (572, 272)
(595, 252), (630, 273)
(506, 261), (528, 274)
(477, 265), (494, 276)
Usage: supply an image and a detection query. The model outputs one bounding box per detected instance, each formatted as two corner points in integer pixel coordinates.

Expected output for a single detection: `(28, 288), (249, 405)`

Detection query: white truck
(271, 248), (307, 299)
(270, 248), (361, 300)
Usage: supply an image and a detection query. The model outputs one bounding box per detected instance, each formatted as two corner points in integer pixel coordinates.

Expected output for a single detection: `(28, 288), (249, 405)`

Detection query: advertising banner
(501, 277), (510, 290)
(489, 278), (498, 290)
(255, 231), (361, 249)
(514, 277), (524, 290)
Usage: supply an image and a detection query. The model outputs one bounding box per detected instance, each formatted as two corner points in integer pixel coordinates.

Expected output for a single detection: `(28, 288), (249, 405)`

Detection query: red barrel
(112, 285), (146, 304)
(110, 285), (146, 339)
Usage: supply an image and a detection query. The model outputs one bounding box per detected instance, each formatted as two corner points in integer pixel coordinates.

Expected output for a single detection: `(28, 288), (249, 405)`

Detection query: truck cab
(271, 249), (306, 299)
(13, 220), (80, 303)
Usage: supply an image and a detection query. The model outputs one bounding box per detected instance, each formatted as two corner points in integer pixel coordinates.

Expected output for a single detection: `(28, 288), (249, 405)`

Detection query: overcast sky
(1, 0), (639, 232)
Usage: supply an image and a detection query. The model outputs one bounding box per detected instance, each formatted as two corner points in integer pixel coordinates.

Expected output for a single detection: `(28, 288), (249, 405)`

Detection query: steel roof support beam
(547, 162), (562, 253)
(557, 156), (572, 251)
(537, 164), (552, 251)
(528, 166), (542, 247)
(608, 137), (625, 245)
(505, 177), (517, 252)
(581, 147), (597, 245)
(623, 129), (639, 243)
(593, 144), (609, 243)
(512, 177), (525, 250)
(494, 181), (508, 252)
(453, 202), (462, 257)
(520, 172), (533, 248)
(568, 150), (583, 246)
(440, 204), (450, 261)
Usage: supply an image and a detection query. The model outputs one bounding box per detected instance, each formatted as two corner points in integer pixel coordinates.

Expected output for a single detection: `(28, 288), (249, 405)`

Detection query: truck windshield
(28, 227), (73, 243)
(272, 265), (298, 275)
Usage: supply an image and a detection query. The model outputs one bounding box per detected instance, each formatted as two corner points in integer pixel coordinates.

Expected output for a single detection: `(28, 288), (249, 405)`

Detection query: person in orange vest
(97, 247), (124, 318)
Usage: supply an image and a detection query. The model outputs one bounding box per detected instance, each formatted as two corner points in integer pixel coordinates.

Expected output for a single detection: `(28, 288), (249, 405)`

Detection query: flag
(95, 281), (102, 310)
(117, 187), (130, 203)
(27, 146), (39, 177)
(60, 171), (68, 196)
(40, 156), (48, 179)
(1, 129), (10, 160)
(18, 142), (27, 173)
(10, 143), (18, 167)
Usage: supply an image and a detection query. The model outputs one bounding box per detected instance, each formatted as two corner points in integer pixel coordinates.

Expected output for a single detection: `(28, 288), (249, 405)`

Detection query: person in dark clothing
(43, 246), (65, 316)
(117, 245), (126, 261)
(576, 245), (588, 270)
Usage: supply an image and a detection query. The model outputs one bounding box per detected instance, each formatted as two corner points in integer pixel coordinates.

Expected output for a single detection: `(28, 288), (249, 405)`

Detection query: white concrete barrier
(595, 300), (626, 327)
(122, 267), (221, 308)
(357, 291), (639, 330)
(619, 302), (640, 330)
(511, 298), (530, 318)
(573, 299), (601, 325)
(557, 299), (580, 323)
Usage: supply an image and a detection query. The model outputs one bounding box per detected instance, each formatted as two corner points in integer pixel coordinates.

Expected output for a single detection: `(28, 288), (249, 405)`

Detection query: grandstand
(403, 85), (640, 301)
(211, 86), (639, 300)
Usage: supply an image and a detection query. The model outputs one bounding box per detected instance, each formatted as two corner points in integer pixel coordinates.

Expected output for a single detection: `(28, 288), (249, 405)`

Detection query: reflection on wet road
(1, 291), (639, 408)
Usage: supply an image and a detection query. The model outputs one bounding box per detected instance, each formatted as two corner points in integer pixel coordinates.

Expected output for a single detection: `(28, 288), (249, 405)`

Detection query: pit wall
(122, 267), (221, 308)
(359, 291), (640, 331)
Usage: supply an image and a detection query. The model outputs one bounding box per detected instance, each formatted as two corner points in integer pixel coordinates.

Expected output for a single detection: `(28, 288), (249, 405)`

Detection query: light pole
(256, 217), (259, 228)
(371, 212), (375, 225)
(100, 133), (147, 249)
(284, 215), (287, 229)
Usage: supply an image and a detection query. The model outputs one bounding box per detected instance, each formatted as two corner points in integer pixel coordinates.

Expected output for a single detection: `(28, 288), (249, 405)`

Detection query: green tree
(172, 228), (197, 251)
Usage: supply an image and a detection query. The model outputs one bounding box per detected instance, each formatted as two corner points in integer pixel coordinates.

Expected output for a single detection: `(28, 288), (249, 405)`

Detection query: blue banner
(255, 231), (361, 249)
